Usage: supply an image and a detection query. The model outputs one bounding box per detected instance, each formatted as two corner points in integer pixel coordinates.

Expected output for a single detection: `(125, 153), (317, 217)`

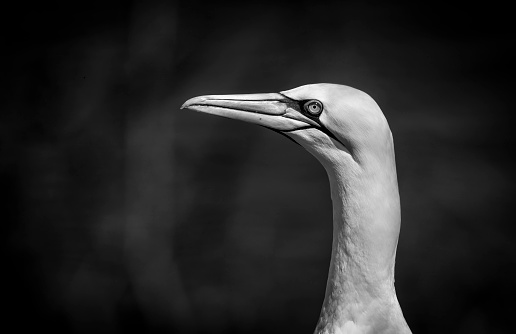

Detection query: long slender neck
(314, 149), (411, 334)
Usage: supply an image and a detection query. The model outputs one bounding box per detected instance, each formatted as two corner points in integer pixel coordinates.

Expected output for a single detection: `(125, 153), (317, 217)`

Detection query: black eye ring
(303, 100), (323, 116)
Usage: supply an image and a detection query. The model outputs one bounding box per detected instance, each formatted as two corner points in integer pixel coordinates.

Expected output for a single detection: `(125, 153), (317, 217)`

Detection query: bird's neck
(315, 152), (411, 334)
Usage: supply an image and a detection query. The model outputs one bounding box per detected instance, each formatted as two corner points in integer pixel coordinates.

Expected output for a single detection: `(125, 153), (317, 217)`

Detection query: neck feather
(314, 148), (411, 334)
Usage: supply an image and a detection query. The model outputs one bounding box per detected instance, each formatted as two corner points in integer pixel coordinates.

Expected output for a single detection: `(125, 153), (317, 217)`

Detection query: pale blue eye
(304, 100), (323, 116)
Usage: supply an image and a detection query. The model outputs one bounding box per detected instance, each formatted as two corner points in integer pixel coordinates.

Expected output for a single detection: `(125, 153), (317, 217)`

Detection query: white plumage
(182, 83), (411, 334)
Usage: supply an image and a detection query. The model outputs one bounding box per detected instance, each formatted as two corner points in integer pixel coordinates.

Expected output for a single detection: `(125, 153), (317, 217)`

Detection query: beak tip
(181, 96), (208, 110)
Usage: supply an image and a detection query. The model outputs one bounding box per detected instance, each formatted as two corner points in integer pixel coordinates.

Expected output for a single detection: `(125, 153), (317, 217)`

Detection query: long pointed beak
(181, 92), (319, 131)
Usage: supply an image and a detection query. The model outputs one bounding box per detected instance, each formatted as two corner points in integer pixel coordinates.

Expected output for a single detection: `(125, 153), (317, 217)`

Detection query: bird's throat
(314, 156), (410, 334)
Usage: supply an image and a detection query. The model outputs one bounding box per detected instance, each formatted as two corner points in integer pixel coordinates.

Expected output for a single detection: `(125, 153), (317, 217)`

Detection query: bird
(181, 83), (412, 334)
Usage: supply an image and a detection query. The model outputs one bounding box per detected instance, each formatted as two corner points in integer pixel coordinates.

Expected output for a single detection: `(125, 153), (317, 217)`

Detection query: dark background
(3, 0), (515, 333)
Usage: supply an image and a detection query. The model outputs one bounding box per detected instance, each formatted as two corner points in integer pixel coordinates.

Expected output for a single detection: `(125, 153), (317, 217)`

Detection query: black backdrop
(4, 1), (515, 333)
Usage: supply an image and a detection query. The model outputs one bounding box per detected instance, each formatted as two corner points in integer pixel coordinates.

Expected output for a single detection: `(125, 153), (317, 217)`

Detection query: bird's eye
(303, 100), (323, 116)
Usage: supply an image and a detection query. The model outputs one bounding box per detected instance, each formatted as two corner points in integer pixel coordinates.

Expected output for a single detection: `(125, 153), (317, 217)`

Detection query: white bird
(181, 83), (412, 334)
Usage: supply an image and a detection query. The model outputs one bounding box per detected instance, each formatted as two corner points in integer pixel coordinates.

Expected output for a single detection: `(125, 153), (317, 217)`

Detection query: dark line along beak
(181, 92), (320, 131)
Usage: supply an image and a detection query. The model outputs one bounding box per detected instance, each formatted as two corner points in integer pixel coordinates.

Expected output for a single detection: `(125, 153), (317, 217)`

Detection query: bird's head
(182, 83), (393, 169)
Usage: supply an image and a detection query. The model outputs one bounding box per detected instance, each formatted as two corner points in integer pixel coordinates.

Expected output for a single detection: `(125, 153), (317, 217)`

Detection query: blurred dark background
(3, 0), (515, 333)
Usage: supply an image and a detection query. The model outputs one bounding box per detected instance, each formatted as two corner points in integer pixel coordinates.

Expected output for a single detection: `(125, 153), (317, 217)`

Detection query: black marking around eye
(277, 93), (348, 148)
(298, 100), (323, 122)
(279, 94), (321, 120)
